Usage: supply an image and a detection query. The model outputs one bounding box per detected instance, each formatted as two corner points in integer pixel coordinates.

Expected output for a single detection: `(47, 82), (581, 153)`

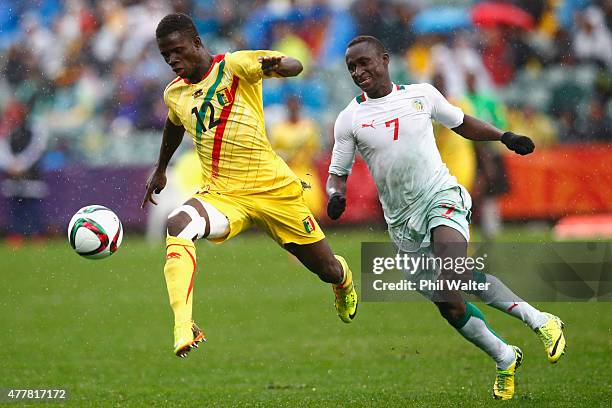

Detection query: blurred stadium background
(2, 2), (612, 406)
(1, 0), (611, 243)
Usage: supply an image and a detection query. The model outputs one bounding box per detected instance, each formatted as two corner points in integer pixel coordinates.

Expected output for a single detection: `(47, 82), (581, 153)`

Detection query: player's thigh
(194, 192), (252, 243)
(254, 181), (326, 246)
(427, 186), (472, 249)
(166, 196), (231, 240)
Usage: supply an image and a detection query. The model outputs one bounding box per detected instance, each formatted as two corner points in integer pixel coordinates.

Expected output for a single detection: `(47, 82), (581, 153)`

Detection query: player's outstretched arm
(258, 56), (303, 77)
(452, 114), (535, 155)
(326, 174), (348, 220)
(141, 118), (185, 208)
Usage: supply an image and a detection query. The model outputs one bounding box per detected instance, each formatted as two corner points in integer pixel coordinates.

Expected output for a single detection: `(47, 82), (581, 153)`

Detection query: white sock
(452, 302), (516, 369)
(472, 273), (548, 330)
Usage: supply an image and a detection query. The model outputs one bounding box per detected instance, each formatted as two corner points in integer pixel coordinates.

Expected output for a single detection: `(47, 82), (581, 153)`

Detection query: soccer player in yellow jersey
(141, 13), (357, 358)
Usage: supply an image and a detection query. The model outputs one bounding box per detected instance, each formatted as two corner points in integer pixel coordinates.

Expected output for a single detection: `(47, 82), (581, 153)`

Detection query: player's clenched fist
(501, 132), (535, 155)
(141, 169), (167, 208)
(327, 193), (346, 220)
(258, 55), (284, 76)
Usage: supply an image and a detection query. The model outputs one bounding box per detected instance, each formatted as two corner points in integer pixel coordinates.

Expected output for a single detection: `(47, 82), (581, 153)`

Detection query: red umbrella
(471, 2), (535, 30)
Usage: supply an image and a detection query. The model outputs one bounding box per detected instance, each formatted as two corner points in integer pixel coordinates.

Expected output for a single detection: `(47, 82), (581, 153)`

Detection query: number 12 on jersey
(192, 102), (221, 133)
(385, 118), (399, 140)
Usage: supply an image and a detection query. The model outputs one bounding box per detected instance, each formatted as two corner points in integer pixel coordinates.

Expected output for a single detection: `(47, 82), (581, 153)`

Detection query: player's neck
(366, 81), (393, 99)
(187, 53), (214, 84)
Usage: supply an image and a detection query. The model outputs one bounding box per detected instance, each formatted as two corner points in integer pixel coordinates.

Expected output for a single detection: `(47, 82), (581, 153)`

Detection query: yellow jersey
(269, 117), (324, 217)
(163, 50), (298, 194)
(433, 96), (477, 191)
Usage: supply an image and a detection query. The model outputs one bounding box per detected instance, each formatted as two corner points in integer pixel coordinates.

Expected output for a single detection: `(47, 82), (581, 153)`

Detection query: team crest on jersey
(302, 216), (316, 234)
(216, 87), (233, 106)
(193, 89), (204, 98)
(412, 99), (424, 111)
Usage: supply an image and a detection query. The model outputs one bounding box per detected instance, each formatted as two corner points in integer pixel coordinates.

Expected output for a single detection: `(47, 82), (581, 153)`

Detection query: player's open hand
(501, 131), (535, 155)
(258, 55), (284, 76)
(141, 169), (167, 208)
(327, 193), (346, 220)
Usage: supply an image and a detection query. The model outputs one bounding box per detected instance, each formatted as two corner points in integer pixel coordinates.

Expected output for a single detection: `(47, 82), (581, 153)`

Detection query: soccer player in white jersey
(327, 36), (567, 400)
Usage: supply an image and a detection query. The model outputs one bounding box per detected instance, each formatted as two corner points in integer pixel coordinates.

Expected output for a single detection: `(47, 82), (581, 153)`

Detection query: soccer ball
(68, 205), (123, 259)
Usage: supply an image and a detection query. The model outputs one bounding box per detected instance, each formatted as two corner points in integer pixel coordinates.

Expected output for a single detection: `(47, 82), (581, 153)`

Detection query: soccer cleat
(173, 321), (206, 358)
(332, 258), (358, 323)
(334, 284), (358, 323)
(535, 312), (566, 363)
(493, 346), (523, 400)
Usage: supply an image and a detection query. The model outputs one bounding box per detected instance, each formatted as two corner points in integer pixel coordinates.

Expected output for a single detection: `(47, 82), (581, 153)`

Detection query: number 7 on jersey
(385, 118), (399, 140)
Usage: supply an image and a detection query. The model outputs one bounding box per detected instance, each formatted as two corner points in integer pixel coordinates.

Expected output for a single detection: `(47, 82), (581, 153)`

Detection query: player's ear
(382, 52), (390, 66)
(193, 35), (203, 49)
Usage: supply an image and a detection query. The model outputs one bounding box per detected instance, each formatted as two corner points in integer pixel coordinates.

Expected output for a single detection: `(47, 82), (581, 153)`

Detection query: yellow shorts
(194, 180), (325, 246)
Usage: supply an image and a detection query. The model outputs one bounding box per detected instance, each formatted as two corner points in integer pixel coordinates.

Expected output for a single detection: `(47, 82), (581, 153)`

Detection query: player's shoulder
(398, 82), (438, 96)
(336, 96), (361, 122)
(225, 50), (248, 64)
(164, 76), (183, 92)
(225, 50), (265, 65)
(163, 76), (185, 98)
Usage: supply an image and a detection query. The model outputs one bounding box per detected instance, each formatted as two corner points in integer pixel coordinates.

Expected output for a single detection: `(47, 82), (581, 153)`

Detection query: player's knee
(437, 302), (467, 324)
(166, 212), (191, 237)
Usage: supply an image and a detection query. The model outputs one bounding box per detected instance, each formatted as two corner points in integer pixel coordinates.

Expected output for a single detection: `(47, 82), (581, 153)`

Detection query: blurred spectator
(0, 100), (49, 244)
(481, 26), (535, 86)
(575, 97), (611, 142)
(431, 72), (477, 192)
(507, 103), (558, 148)
(464, 72), (508, 239)
(271, 21), (313, 75)
(480, 27), (512, 86)
(557, 109), (581, 143)
(269, 95), (324, 217)
(430, 32), (493, 98)
(573, 6), (612, 68)
(464, 72), (507, 129)
(0, 0), (609, 174)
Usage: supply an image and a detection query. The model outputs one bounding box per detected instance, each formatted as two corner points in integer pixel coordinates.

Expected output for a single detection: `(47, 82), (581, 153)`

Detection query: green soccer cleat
(333, 256), (358, 323)
(173, 321), (206, 358)
(334, 283), (358, 323)
(493, 346), (523, 400)
(535, 312), (566, 363)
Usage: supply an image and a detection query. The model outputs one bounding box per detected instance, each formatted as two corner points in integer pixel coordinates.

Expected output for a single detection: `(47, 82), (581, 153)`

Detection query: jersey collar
(182, 54), (226, 84)
(357, 83), (402, 104)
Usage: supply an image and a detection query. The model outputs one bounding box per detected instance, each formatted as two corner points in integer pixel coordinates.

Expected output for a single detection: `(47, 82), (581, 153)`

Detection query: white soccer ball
(67, 205), (123, 259)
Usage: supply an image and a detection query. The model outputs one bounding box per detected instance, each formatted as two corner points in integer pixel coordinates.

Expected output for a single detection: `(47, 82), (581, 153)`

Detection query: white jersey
(329, 83), (465, 226)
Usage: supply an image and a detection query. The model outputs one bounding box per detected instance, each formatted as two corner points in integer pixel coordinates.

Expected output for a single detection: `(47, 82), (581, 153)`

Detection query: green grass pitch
(2, 228), (611, 407)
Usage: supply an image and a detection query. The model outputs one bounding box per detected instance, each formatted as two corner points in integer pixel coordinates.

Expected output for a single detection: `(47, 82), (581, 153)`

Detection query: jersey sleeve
(163, 88), (182, 126)
(329, 107), (356, 176)
(225, 50), (286, 83)
(423, 83), (464, 129)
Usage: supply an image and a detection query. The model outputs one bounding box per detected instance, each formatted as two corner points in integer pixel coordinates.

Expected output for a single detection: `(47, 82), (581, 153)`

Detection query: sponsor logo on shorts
(302, 216), (316, 234)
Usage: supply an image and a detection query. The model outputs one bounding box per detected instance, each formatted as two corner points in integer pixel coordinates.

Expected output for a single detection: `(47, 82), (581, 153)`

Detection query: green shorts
(388, 185), (472, 253)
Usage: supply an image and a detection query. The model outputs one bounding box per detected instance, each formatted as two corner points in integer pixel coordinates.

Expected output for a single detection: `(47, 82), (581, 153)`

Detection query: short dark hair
(156, 13), (198, 39)
(347, 35), (387, 55)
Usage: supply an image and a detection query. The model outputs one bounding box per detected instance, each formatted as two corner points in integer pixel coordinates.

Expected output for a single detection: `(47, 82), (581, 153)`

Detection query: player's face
(345, 43), (389, 93)
(157, 31), (202, 79)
